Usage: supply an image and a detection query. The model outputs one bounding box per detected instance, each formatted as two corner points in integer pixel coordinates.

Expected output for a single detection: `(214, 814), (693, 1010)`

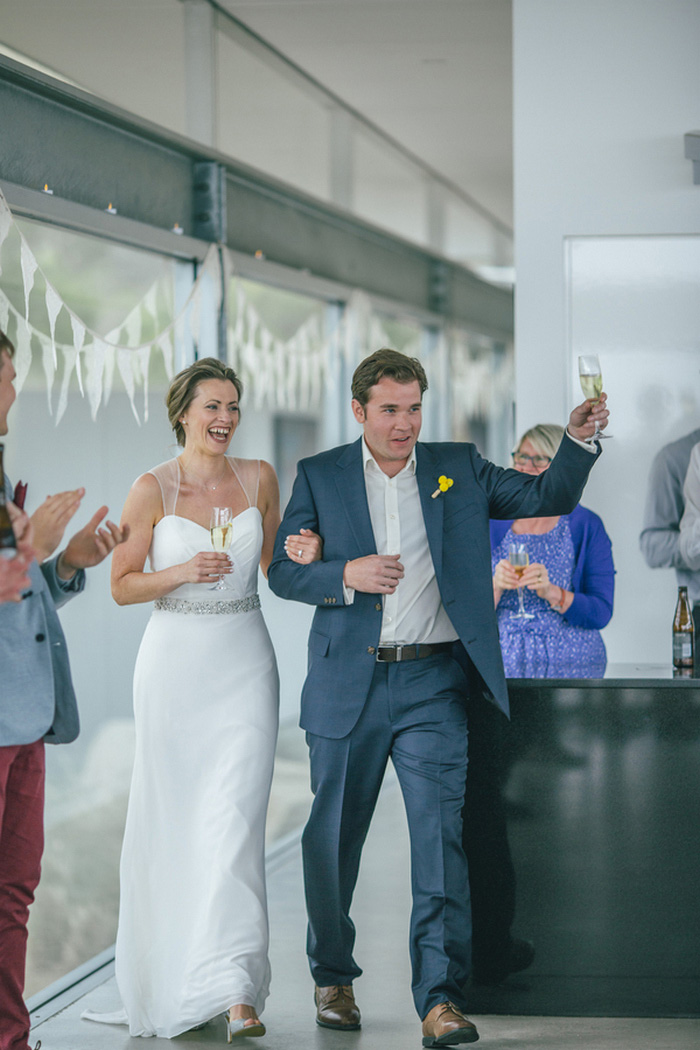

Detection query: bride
(88, 358), (280, 1039)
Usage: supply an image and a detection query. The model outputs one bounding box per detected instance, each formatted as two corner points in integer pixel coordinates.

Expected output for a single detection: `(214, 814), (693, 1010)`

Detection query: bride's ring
(298, 549), (303, 557)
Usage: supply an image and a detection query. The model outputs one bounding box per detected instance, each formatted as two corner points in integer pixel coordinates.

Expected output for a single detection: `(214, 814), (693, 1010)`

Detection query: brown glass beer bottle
(673, 585), (694, 670)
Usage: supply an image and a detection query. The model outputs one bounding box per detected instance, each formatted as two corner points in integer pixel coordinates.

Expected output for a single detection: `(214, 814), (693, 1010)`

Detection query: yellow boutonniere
(431, 474), (454, 499)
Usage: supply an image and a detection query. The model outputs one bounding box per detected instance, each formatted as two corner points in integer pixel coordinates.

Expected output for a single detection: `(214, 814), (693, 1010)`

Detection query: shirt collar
(361, 435), (417, 477)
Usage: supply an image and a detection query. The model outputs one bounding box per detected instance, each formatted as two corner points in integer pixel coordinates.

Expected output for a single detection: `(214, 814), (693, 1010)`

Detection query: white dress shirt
(346, 437), (458, 645)
(345, 431), (596, 643)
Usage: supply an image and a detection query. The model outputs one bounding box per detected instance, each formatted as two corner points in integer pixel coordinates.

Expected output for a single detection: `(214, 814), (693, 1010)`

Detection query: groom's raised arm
(268, 460), (347, 607)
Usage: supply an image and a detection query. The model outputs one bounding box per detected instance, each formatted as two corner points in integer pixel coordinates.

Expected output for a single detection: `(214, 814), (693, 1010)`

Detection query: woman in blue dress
(491, 423), (614, 679)
(491, 424), (615, 769)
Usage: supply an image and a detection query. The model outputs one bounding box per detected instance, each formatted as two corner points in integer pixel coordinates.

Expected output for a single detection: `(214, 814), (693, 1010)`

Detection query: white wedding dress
(83, 457), (279, 1038)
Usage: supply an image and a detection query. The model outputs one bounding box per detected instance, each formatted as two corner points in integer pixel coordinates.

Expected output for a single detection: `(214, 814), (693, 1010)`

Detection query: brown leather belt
(375, 642), (453, 663)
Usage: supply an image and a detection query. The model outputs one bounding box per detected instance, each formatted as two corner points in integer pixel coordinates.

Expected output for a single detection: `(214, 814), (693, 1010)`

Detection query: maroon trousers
(0, 741), (44, 1050)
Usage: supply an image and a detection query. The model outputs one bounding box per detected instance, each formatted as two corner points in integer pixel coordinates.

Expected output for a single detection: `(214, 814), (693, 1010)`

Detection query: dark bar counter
(470, 657), (700, 1018)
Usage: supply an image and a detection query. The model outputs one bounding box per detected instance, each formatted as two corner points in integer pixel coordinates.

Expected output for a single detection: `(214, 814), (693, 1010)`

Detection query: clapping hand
(568, 392), (609, 443)
(57, 506), (129, 580)
(31, 488), (85, 562)
(1, 502), (35, 602)
(284, 528), (323, 564)
(0, 544), (33, 602)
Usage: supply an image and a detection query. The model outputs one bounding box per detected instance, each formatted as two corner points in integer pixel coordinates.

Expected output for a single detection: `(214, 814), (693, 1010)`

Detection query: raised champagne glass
(578, 353), (610, 440)
(209, 507), (234, 591)
(509, 542), (534, 620)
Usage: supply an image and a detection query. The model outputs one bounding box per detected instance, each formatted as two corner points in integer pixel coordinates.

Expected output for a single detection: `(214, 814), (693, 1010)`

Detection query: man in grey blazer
(268, 348), (608, 1047)
(0, 330), (126, 1050)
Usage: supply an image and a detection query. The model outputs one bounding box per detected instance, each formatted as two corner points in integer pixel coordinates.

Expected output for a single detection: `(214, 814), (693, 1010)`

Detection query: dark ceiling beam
(0, 56), (513, 341)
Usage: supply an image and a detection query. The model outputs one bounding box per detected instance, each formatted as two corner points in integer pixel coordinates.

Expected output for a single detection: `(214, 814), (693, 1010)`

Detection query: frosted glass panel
(217, 33), (330, 201)
(567, 235), (700, 665)
(0, 0), (186, 134)
(444, 196), (511, 270)
(354, 129), (426, 244)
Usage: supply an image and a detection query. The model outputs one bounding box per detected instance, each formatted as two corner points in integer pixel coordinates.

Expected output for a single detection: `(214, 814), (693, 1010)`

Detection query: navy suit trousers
(302, 653), (471, 1019)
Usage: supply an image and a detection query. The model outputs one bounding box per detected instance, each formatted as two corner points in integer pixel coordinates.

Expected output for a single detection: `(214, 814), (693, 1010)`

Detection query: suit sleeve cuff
(565, 428), (598, 453)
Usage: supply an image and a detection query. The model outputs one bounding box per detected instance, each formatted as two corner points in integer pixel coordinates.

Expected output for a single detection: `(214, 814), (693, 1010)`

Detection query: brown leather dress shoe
(314, 984), (361, 1030)
(421, 1001), (479, 1046)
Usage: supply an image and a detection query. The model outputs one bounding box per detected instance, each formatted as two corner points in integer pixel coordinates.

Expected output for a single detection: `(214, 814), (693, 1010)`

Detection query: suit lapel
(334, 439), (377, 556)
(416, 443), (444, 579)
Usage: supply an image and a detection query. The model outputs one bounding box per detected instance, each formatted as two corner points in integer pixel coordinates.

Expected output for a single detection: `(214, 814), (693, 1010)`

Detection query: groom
(268, 348), (607, 1046)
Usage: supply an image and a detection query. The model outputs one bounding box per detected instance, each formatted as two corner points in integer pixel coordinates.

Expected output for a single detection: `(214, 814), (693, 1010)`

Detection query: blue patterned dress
(492, 516), (607, 678)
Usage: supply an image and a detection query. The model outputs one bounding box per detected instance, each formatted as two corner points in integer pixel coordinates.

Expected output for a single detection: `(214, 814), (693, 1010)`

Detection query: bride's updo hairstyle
(167, 357), (243, 447)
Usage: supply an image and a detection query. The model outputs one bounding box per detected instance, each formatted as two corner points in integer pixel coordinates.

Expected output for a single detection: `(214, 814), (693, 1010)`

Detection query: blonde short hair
(516, 423), (564, 460)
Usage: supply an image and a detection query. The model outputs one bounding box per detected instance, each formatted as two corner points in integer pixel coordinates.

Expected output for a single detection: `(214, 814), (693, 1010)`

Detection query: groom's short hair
(351, 348), (428, 408)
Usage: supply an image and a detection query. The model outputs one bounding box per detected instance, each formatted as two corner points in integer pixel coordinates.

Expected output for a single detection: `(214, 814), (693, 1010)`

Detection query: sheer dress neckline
(146, 456), (262, 529)
(154, 506), (262, 532)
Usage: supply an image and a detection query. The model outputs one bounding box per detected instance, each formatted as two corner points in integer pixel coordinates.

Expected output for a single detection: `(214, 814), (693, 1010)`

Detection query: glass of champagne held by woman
(209, 506), (234, 590)
(86, 358), (281, 1040)
(508, 542), (534, 619)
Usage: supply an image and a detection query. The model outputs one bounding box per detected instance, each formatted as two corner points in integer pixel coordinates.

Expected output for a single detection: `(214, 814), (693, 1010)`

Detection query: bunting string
(0, 185), (221, 424)
(0, 186), (511, 429)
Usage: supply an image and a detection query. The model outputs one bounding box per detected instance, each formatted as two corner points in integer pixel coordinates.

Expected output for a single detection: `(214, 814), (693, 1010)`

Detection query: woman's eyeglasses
(512, 452), (552, 468)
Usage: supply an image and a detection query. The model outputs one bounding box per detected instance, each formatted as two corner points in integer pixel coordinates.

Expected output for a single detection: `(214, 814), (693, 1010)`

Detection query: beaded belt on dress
(153, 594), (261, 615)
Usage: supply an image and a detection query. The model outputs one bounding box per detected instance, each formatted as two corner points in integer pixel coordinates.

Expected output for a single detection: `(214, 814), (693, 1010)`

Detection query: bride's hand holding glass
(179, 550), (232, 586)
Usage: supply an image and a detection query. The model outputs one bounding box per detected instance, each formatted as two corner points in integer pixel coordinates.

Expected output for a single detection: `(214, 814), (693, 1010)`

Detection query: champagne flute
(209, 507), (234, 591)
(508, 542), (534, 620)
(578, 354), (610, 439)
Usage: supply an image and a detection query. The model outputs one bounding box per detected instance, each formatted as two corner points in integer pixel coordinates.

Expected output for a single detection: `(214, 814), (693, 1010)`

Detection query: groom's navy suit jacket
(268, 435), (600, 739)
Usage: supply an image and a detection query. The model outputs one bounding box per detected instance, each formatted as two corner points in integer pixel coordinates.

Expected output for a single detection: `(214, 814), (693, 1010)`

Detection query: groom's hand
(343, 554), (404, 594)
(568, 391), (608, 442)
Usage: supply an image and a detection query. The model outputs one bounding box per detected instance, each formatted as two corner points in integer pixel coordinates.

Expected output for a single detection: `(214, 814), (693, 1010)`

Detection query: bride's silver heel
(225, 1009), (266, 1041)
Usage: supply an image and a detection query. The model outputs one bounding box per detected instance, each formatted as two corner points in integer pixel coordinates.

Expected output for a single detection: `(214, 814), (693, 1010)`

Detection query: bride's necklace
(179, 458), (229, 493)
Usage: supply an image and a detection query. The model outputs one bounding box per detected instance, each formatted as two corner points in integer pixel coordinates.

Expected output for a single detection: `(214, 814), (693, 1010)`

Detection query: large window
(0, 218), (197, 994)
(1, 210), (514, 999)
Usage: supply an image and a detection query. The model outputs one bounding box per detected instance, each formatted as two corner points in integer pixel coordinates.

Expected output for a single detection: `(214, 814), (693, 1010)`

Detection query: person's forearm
(679, 522), (700, 572)
(546, 584), (574, 615)
(268, 555), (347, 605)
(112, 564), (191, 606)
(563, 590), (613, 630)
(639, 527), (684, 570)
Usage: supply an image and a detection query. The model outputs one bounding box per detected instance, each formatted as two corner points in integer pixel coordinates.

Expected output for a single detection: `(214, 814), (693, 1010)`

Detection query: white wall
(513, 0), (700, 663)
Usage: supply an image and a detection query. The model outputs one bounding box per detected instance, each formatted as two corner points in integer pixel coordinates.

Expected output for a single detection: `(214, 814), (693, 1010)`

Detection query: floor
(30, 689), (700, 1049)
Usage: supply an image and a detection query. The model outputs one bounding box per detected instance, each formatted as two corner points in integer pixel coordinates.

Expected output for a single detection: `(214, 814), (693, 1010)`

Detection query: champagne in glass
(508, 542), (534, 620)
(209, 507), (233, 591)
(578, 354), (610, 439)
